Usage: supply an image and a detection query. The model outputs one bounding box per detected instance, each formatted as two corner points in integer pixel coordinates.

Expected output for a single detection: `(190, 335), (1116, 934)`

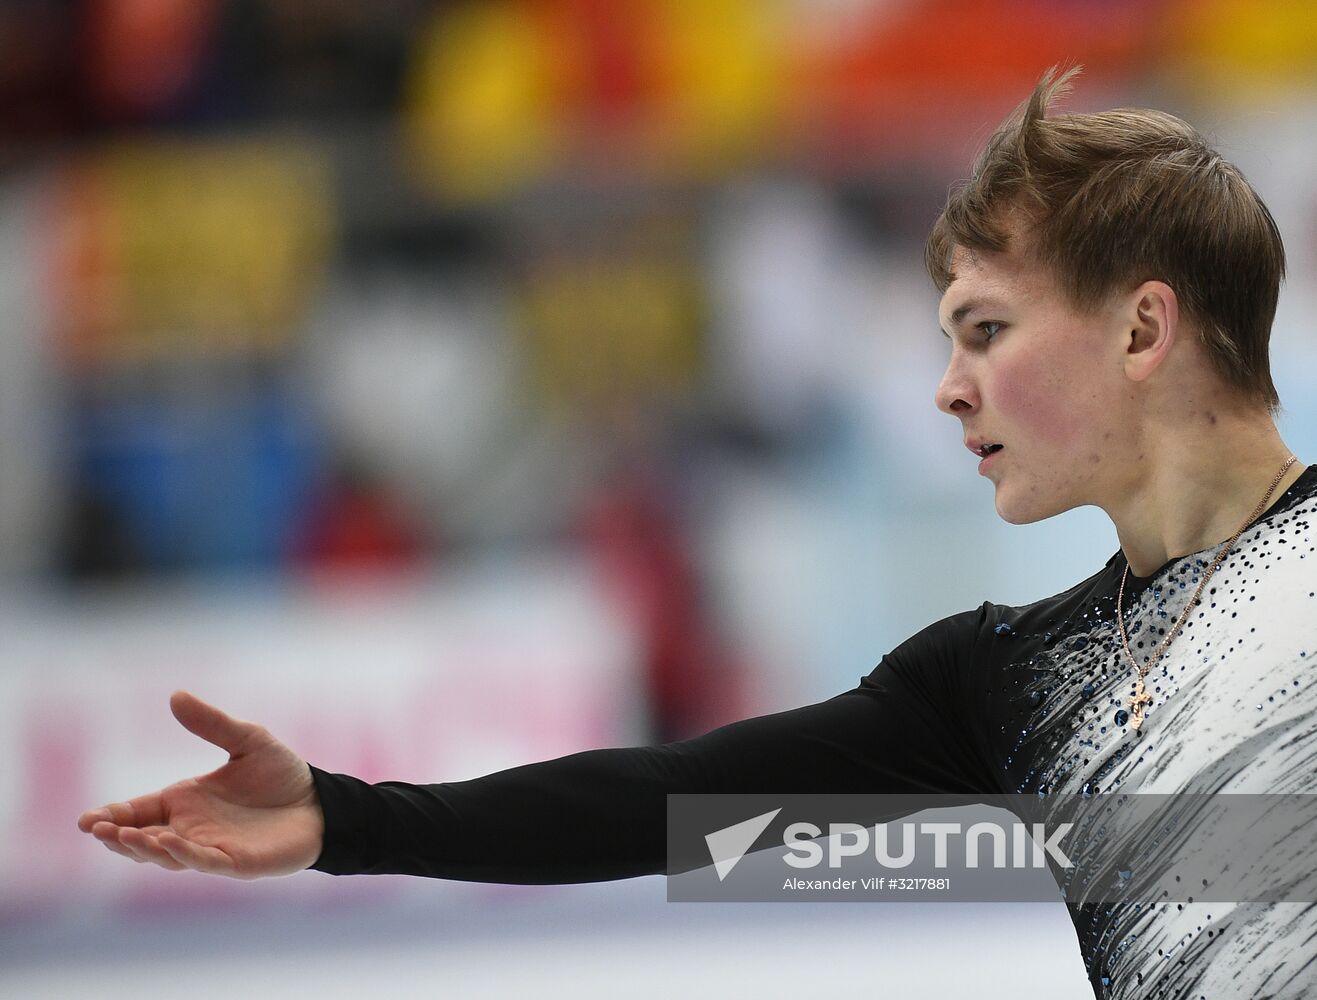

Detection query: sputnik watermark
(674, 796), (1076, 901)
(780, 819), (1073, 871)
(667, 793), (1317, 903)
(705, 812), (1074, 882)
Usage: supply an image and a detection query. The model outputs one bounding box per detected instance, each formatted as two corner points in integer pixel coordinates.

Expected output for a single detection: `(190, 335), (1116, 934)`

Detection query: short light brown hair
(926, 65), (1285, 416)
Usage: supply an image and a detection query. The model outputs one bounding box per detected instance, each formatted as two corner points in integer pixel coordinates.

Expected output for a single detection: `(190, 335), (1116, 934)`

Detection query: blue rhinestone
(1114, 709), (1129, 726)
(994, 622), (1015, 636)
(1118, 869), (1132, 881)
(1081, 781), (1099, 798)
(1072, 636), (1089, 650)
(1081, 682), (1095, 699)
(1029, 690), (1043, 707)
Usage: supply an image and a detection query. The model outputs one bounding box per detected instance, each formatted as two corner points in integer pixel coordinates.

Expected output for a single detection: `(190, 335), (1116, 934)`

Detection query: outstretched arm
(78, 606), (991, 883)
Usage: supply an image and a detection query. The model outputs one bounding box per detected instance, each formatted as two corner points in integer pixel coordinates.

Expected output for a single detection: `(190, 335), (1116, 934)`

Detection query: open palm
(77, 691), (324, 879)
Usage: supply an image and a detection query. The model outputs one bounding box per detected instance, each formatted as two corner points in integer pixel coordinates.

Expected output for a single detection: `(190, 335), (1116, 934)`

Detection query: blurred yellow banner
(52, 139), (334, 368)
(1171, 0), (1317, 99)
(403, 0), (786, 202)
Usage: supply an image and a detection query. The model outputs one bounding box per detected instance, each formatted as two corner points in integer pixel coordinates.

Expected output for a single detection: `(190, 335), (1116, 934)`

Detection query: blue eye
(978, 321), (1003, 342)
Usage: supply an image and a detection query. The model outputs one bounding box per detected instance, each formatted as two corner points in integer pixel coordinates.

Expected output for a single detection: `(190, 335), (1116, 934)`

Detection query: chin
(995, 505), (1041, 526)
(993, 489), (1068, 526)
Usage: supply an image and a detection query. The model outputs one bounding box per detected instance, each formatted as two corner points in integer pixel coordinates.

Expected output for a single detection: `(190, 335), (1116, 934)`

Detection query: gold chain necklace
(1116, 455), (1297, 731)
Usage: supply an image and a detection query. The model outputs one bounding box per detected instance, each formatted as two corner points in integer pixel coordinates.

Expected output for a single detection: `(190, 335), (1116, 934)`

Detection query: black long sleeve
(308, 603), (996, 884)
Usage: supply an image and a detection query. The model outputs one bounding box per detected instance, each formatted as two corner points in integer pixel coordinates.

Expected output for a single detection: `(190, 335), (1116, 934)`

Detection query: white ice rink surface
(3, 879), (1094, 999)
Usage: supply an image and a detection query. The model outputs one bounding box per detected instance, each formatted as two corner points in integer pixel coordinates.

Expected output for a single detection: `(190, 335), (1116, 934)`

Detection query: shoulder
(884, 557), (1119, 657)
(984, 560), (1118, 643)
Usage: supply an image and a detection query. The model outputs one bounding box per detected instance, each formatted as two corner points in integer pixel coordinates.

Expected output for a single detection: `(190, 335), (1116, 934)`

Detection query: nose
(934, 350), (978, 416)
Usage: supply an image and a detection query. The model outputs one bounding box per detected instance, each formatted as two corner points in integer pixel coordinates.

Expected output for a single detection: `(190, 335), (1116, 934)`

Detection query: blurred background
(2, 1), (1316, 997)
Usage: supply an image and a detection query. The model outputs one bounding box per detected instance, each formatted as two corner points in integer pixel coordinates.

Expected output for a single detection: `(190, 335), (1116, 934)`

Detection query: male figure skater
(78, 67), (1316, 998)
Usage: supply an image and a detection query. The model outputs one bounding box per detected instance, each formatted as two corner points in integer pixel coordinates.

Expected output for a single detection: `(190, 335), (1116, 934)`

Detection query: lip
(978, 447), (1004, 475)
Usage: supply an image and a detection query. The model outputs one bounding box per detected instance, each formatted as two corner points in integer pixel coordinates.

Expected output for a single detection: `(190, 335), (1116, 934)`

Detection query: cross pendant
(1127, 678), (1153, 731)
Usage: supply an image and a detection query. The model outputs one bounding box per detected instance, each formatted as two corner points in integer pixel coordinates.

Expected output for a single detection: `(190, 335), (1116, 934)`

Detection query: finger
(118, 827), (187, 871)
(170, 690), (261, 757)
(158, 831), (237, 876)
(90, 821), (147, 863)
(78, 807), (112, 832)
(80, 795), (167, 831)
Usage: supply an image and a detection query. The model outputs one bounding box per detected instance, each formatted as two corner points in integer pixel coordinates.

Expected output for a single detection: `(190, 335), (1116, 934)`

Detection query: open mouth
(978, 443), (1004, 457)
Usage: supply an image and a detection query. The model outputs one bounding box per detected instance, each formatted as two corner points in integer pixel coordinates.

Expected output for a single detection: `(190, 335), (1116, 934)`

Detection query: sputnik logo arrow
(704, 808), (782, 881)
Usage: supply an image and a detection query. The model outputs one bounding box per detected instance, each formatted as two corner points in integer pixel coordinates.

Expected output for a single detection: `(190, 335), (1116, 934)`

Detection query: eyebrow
(939, 300), (1001, 338)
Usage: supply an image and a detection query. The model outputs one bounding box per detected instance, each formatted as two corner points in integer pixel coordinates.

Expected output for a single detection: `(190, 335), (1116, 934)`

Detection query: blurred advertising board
(0, 558), (643, 919)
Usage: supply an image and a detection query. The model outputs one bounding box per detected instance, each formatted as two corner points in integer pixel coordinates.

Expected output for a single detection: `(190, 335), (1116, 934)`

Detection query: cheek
(991, 354), (1088, 447)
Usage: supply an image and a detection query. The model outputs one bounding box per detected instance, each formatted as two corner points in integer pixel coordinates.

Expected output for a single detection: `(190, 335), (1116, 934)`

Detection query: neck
(1105, 410), (1304, 578)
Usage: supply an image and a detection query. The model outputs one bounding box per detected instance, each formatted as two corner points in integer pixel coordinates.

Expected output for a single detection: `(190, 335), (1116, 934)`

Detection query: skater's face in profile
(934, 236), (1142, 525)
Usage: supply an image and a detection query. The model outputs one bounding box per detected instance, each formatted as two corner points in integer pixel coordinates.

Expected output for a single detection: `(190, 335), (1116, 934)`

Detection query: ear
(1122, 280), (1178, 385)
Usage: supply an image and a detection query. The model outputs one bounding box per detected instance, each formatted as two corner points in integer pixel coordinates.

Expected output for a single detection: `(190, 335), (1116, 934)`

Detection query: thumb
(169, 690), (261, 756)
